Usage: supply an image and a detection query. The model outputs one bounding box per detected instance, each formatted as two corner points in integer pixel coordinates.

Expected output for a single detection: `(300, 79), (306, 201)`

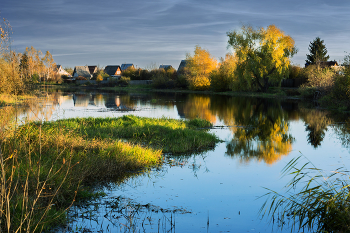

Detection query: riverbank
(0, 115), (219, 232)
(40, 83), (303, 100)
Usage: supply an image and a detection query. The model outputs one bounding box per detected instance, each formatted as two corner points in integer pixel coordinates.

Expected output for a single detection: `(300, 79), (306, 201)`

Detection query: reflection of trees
(301, 108), (332, 148)
(181, 94), (217, 123)
(225, 98), (293, 164)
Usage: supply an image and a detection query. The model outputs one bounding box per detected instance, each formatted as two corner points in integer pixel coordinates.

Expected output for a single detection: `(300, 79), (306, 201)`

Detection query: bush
(117, 76), (130, 86)
(75, 76), (87, 80)
(151, 68), (176, 89)
(299, 65), (336, 98)
(0, 58), (24, 94)
(210, 54), (238, 92)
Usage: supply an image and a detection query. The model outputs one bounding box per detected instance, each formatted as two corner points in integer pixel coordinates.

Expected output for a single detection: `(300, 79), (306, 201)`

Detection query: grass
(0, 113), (219, 232)
(260, 155), (350, 232)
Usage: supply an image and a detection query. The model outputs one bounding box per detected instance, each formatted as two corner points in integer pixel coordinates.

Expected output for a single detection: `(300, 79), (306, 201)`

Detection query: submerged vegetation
(0, 112), (218, 232)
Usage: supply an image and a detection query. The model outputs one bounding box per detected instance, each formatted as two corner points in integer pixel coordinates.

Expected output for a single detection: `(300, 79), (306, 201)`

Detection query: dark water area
(14, 89), (350, 232)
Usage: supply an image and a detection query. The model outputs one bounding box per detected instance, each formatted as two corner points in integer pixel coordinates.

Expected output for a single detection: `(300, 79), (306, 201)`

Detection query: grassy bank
(0, 115), (219, 232)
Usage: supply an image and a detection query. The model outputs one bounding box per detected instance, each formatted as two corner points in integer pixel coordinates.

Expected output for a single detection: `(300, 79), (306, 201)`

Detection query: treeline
(122, 25), (350, 109)
(0, 19), (57, 94)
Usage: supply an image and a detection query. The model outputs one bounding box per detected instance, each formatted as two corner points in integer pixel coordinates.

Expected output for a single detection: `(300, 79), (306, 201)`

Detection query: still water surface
(18, 89), (350, 232)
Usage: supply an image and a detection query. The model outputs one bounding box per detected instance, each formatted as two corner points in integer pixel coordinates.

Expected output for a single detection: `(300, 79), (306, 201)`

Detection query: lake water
(17, 88), (350, 232)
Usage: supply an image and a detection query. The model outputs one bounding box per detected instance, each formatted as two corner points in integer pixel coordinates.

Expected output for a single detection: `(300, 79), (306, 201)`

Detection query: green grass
(0, 115), (219, 232)
(47, 115), (219, 154)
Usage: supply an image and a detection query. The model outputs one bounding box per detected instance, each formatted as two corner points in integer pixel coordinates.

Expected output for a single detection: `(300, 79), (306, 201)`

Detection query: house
(104, 65), (122, 77)
(88, 66), (98, 75)
(319, 61), (339, 68)
(177, 60), (188, 72)
(305, 61), (339, 68)
(55, 65), (71, 77)
(159, 65), (173, 70)
(121, 64), (134, 71)
(72, 66), (92, 79)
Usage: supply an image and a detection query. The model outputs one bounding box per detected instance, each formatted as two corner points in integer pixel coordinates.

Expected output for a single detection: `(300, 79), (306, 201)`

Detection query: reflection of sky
(24, 92), (350, 232)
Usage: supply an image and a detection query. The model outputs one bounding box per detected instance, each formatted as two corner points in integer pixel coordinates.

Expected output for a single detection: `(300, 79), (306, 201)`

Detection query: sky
(1, 0), (350, 69)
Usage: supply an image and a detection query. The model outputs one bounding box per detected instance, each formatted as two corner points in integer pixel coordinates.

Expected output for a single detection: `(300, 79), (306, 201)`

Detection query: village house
(177, 60), (188, 73)
(104, 65), (122, 77)
(121, 64), (134, 71)
(159, 65), (173, 70)
(72, 66), (93, 79)
(55, 65), (71, 77)
(88, 66), (98, 75)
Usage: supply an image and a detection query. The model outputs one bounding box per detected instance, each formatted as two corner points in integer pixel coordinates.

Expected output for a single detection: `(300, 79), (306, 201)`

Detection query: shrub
(151, 68), (176, 89)
(210, 53), (238, 92)
(0, 58), (24, 94)
(117, 76), (130, 86)
(75, 76), (87, 80)
(299, 65), (336, 98)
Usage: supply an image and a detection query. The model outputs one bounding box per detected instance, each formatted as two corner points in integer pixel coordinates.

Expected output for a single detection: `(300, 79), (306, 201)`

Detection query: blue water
(33, 90), (350, 233)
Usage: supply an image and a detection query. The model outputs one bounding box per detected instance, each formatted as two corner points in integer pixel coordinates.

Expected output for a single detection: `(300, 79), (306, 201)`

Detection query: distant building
(72, 66), (92, 79)
(159, 65), (173, 70)
(55, 65), (71, 77)
(104, 65), (122, 77)
(121, 64), (134, 71)
(88, 66), (98, 75)
(305, 60), (339, 68)
(177, 60), (188, 73)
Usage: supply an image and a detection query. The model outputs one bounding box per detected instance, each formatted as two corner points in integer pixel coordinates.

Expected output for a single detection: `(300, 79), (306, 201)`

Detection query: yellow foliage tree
(185, 46), (217, 91)
(227, 25), (297, 92)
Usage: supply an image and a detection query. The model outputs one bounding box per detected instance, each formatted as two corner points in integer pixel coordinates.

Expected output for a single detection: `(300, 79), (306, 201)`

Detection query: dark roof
(319, 61), (338, 67)
(159, 65), (172, 70)
(73, 66), (92, 78)
(104, 65), (121, 76)
(177, 60), (188, 72)
(88, 66), (97, 74)
(121, 64), (134, 71)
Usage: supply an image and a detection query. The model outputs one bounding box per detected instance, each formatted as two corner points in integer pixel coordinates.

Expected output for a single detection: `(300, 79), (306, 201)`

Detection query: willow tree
(185, 45), (217, 91)
(227, 25), (297, 92)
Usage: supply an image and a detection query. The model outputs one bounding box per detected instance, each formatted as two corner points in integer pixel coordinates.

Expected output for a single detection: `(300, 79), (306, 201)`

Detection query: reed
(260, 155), (350, 232)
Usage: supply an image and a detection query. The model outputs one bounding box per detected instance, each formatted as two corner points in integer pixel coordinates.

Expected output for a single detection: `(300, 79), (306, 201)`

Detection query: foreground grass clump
(260, 155), (350, 232)
(49, 115), (219, 154)
(0, 115), (218, 232)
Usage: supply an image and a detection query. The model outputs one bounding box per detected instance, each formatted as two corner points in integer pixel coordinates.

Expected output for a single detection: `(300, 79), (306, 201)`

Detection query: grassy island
(0, 115), (219, 232)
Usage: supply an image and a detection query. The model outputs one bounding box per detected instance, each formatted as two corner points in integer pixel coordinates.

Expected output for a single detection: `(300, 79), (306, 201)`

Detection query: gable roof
(121, 64), (134, 71)
(104, 65), (122, 76)
(177, 60), (188, 72)
(55, 65), (71, 76)
(88, 66), (97, 74)
(319, 61), (338, 67)
(159, 65), (172, 70)
(73, 66), (92, 78)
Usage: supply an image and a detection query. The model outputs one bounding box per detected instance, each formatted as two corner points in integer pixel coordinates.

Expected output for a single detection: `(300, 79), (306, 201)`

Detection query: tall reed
(260, 155), (350, 232)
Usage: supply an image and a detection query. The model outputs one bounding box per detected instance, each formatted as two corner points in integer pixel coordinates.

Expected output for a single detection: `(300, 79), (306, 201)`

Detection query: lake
(15, 88), (350, 232)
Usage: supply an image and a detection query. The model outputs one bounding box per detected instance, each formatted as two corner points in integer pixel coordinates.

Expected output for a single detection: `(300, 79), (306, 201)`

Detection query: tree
(227, 25), (297, 92)
(185, 45), (217, 91)
(42, 51), (56, 81)
(305, 37), (330, 65)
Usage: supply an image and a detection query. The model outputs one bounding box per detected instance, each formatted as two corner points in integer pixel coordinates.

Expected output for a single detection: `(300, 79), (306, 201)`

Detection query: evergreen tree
(306, 37), (330, 65)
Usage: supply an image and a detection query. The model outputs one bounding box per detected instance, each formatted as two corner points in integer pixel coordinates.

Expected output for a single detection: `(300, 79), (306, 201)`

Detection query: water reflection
(224, 98), (293, 164)
(301, 108), (332, 148)
(6, 89), (350, 233)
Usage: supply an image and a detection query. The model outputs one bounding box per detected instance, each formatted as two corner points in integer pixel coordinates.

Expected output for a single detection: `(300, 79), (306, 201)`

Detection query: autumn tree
(210, 53), (238, 91)
(42, 51), (56, 81)
(305, 37), (329, 65)
(227, 25), (297, 92)
(185, 45), (217, 91)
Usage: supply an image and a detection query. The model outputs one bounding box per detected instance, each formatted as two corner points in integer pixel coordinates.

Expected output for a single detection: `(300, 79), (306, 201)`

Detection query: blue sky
(2, 0), (349, 69)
